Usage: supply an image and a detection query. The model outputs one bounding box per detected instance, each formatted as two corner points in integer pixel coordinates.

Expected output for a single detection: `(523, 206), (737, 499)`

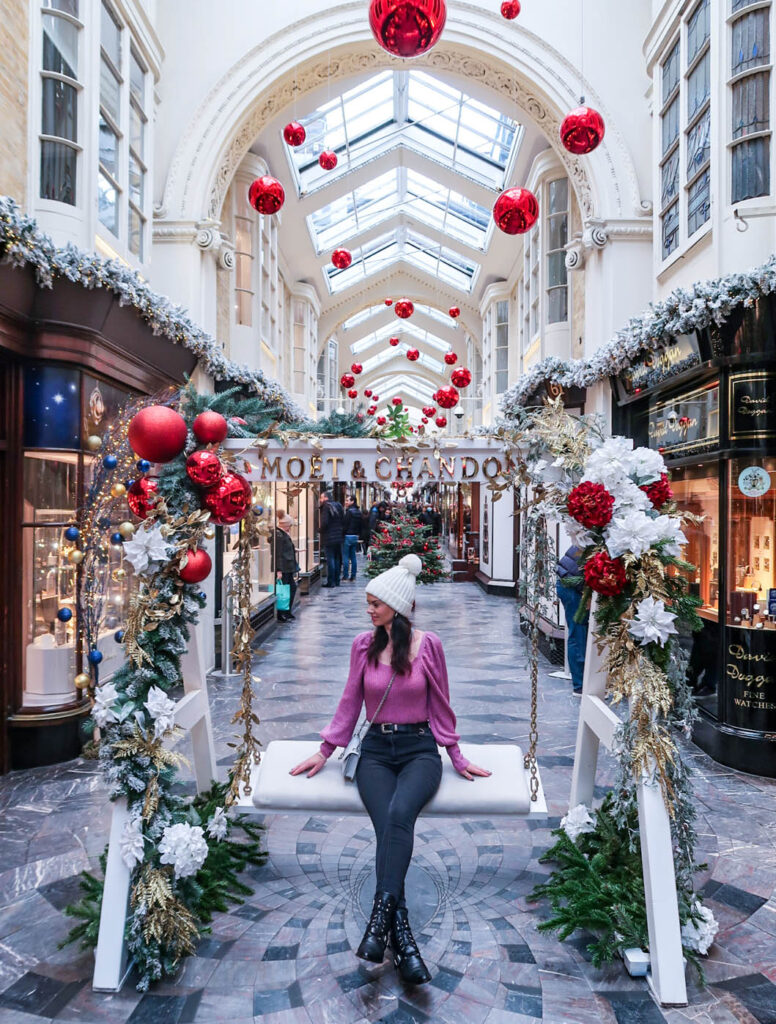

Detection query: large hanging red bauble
(422, 405), (436, 417)
(351, 363), (363, 375)
(560, 105), (606, 155)
(332, 248), (352, 269)
(448, 306), (460, 318)
(406, 348), (420, 361)
(435, 416), (447, 428)
(340, 373), (355, 389)
(367, 405), (377, 415)
(501, 0), (520, 17)
(179, 548), (212, 584)
(389, 336), (400, 346)
(364, 388), (373, 397)
(318, 150), (338, 170)
(436, 385), (459, 409)
(128, 406), (187, 463)
(203, 473), (252, 525)
(347, 389), (358, 399)
(192, 410), (228, 445)
(392, 396), (403, 406)
(394, 299), (414, 319)
(127, 478), (158, 519)
(421, 416), (428, 424)
(283, 121), (306, 147)
(450, 367), (472, 389)
(368, 0), (447, 58)
(384, 298), (393, 306)
(248, 176), (285, 215)
(444, 351), (458, 365)
(186, 450), (224, 488)
(372, 394), (380, 402)
(493, 187), (539, 235)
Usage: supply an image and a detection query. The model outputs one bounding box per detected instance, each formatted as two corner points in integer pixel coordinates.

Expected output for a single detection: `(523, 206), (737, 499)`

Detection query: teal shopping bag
(275, 582), (291, 612)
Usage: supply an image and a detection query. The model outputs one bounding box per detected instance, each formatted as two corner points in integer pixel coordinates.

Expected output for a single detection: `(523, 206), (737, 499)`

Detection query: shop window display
(728, 457), (776, 628)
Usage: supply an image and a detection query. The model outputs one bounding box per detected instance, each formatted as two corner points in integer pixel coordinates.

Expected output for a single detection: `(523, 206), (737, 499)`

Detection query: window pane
(496, 346), (508, 372)
(732, 71), (770, 139)
(496, 300), (509, 323)
(496, 369), (508, 394)
(727, 457), (776, 627)
(23, 453), (78, 518)
(662, 97), (679, 155)
(687, 0), (710, 64)
(732, 8), (770, 76)
(98, 171), (118, 234)
(42, 0), (79, 15)
(129, 153), (143, 206)
(548, 178), (568, 213)
(547, 251), (567, 288)
(662, 40), (680, 103)
(548, 287), (568, 324)
(99, 113), (117, 176)
(101, 1), (121, 67)
(687, 51), (710, 120)
(687, 106), (710, 174)
(661, 200), (679, 258)
(41, 77), (77, 141)
(235, 217), (252, 255)
(661, 148), (680, 208)
(42, 13), (78, 77)
(128, 204), (143, 260)
(129, 48), (145, 107)
(687, 169), (711, 235)
(23, 365), (80, 448)
(732, 136), (770, 202)
(130, 102), (144, 159)
(547, 212), (568, 250)
(100, 56), (120, 123)
(40, 140), (76, 205)
(236, 253), (252, 290)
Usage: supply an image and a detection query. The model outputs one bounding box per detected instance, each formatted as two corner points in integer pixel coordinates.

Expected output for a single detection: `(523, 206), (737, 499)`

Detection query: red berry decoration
(127, 478), (158, 519)
(128, 406), (188, 464)
(394, 299), (414, 319)
(186, 450), (224, 488)
(392, 396), (403, 406)
(406, 348), (420, 361)
(367, 405), (377, 415)
(179, 548), (212, 585)
(384, 298), (393, 306)
(368, 0), (447, 58)
(318, 150), (338, 170)
(351, 363), (363, 375)
(436, 385), (459, 409)
(435, 416), (447, 427)
(448, 306), (460, 318)
(364, 388), (373, 397)
(192, 410), (228, 445)
(560, 106), (606, 155)
(331, 248), (352, 269)
(377, 416), (387, 425)
(340, 373), (356, 389)
(389, 336), (400, 347)
(283, 121), (306, 147)
(203, 472), (252, 525)
(422, 406), (436, 417)
(567, 481), (615, 529)
(641, 473), (673, 510)
(501, 0), (520, 16)
(450, 367), (472, 389)
(444, 351), (458, 366)
(348, 389), (358, 399)
(248, 175), (285, 215)
(584, 551), (627, 596)
(493, 187), (539, 235)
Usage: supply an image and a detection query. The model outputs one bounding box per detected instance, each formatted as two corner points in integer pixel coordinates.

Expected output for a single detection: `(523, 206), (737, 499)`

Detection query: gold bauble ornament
(68, 549), (84, 565)
(112, 567), (127, 582)
(118, 521), (135, 539)
(74, 672), (91, 689)
(204, 526), (216, 540)
(110, 483), (126, 498)
(85, 435), (103, 451)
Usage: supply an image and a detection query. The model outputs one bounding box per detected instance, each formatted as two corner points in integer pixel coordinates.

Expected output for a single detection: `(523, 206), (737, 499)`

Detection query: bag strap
(355, 669), (397, 743)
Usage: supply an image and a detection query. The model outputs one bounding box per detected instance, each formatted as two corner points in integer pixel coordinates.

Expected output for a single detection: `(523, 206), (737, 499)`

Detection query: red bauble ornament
(372, 394), (379, 401)
(331, 248), (352, 269)
(641, 473), (673, 510)
(448, 306), (460, 318)
(435, 415), (447, 427)
(318, 150), (338, 170)
(584, 551), (627, 596)
(443, 351), (458, 366)
(406, 348), (420, 361)
(351, 363), (363, 375)
(421, 416), (428, 424)
(422, 406), (436, 417)
(493, 187), (539, 235)
(560, 106), (606, 155)
(368, 0), (447, 57)
(203, 472), (252, 525)
(384, 298), (393, 306)
(348, 389), (358, 399)
(127, 478), (158, 519)
(356, 413), (365, 422)
(364, 388), (373, 397)
(408, 426), (415, 433)
(501, 0), (520, 17)
(392, 396), (403, 406)
(389, 336), (400, 346)
(567, 481), (615, 529)
(128, 406), (188, 464)
(283, 121), (306, 147)
(394, 299), (414, 319)
(192, 410), (228, 445)
(230, 416), (247, 426)
(367, 405), (377, 415)
(436, 385), (459, 409)
(186, 450), (224, 488)
(179, 548), (212, 585)
(377, 416), (387, 425)
(248, 176), (285, 215)
(450, 367), (472, 389)
(340, 373), (356, 389)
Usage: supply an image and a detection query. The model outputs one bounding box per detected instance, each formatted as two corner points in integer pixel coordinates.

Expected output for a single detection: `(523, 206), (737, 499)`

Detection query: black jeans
(356, 728), (442, 903)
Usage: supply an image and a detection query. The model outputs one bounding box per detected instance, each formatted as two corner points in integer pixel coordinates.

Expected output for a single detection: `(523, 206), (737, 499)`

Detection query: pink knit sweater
(319, 630), (468, 772)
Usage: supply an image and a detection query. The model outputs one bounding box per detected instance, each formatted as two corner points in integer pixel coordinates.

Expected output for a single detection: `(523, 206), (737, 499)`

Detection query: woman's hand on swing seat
(290, 752), (326, 778)
(457, 762), (491, 781)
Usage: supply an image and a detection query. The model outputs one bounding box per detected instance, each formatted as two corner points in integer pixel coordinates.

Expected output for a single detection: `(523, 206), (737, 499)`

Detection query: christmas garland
(500, 253), (776, 413)
(0, 196), (302, 419)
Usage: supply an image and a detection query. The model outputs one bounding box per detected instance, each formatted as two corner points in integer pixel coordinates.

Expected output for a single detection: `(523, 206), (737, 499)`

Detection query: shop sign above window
(617, 332), (702, 399)
(729, 371), (776, 443)
(647, 381), (720, 456)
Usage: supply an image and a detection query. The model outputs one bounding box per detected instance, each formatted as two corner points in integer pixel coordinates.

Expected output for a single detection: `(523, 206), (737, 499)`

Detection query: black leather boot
(356, 891), (396, 963)
(391, 907), (432, 984)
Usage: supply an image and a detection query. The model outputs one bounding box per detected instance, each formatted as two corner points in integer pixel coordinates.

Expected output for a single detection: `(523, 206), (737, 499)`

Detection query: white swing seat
(248, 741), (546, 817)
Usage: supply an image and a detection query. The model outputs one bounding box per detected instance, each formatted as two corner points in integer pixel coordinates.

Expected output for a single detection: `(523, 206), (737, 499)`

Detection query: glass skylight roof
(342, 305), (385, 331)
(289, 70), (520, 194)
(349, 321), (450, 356)
(361, 348), (444, 375)
(369, 373), (437, 404)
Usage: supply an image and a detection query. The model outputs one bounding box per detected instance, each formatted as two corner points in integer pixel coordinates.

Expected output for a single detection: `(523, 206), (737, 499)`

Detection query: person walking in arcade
(290, 554), (490, 984)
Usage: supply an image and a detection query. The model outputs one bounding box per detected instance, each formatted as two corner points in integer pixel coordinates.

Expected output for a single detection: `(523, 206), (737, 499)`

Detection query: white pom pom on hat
(365, 552), (422, 616)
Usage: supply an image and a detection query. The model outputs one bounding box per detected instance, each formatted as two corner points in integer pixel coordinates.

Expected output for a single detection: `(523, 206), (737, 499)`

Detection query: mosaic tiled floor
(1, 569), (776, 1023)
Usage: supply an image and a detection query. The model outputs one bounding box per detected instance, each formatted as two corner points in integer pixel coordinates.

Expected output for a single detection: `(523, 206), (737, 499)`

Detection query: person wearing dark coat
(320, 490), (345, 587)
(342, 495), (363, 581)
(274, 513), (299, 621)
(556, 545), (589, 693)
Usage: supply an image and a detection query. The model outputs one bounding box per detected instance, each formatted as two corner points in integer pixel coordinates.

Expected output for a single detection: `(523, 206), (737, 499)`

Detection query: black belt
(370, 721), (430, 735)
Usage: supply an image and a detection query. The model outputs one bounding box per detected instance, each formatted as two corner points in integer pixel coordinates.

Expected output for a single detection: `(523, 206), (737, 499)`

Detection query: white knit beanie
(365, 554), (422, 617)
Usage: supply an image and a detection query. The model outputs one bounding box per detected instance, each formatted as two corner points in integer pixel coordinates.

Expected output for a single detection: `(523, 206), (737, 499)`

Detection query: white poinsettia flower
(92, 681), (119, 728)
(627, 596), (678, 647)
(604, 510), (659, 558)
(206, 806), (228, 842)
(681, 901), (718, 955)
(583, 436), (635, 490)
(651, 516), (687, 558)
(561, 804), (595, 841)
(120, 815), (145, 869)
(612, 478), (652, 515)
(122, 524), (172, 576)
(144, 685), (176, 739)
(629, 446), (667, 486)
(158, 822), (209, 878)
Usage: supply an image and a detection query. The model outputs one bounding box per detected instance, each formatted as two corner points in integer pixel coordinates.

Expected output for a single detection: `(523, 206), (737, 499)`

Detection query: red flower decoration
(641, 473), (673, 510)
(567, 481), (615, 529)
(584, 551), (627, 596)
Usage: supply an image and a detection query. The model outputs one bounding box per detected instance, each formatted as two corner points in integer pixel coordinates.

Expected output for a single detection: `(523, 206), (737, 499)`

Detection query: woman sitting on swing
(291, 554), (490, 984)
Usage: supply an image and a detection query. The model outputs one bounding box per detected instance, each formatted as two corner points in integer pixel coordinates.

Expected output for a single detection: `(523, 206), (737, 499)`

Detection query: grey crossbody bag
(339, 670), (397, 782)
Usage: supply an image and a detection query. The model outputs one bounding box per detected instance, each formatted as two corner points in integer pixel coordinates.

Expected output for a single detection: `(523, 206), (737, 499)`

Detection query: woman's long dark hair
(367, 611), (413, 675)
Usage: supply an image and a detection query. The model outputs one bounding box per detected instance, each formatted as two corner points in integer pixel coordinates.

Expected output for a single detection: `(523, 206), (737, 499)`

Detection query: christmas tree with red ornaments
(365, 508), (448, 583)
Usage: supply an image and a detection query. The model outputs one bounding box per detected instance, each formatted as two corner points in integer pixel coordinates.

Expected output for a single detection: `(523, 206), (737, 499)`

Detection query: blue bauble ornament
(136, 459), (151, 473)
(64, 526), (80, 542)
(197, 591), (207, 601)
(114, 630), (125, 643)
(110, 532), (123, 545)
(57, 607), (73, 623)
(88, 649), (103, 665)
(103, 455), (118, 470)
(125, 478), (135, 489)
(255, 505), (264, 516)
